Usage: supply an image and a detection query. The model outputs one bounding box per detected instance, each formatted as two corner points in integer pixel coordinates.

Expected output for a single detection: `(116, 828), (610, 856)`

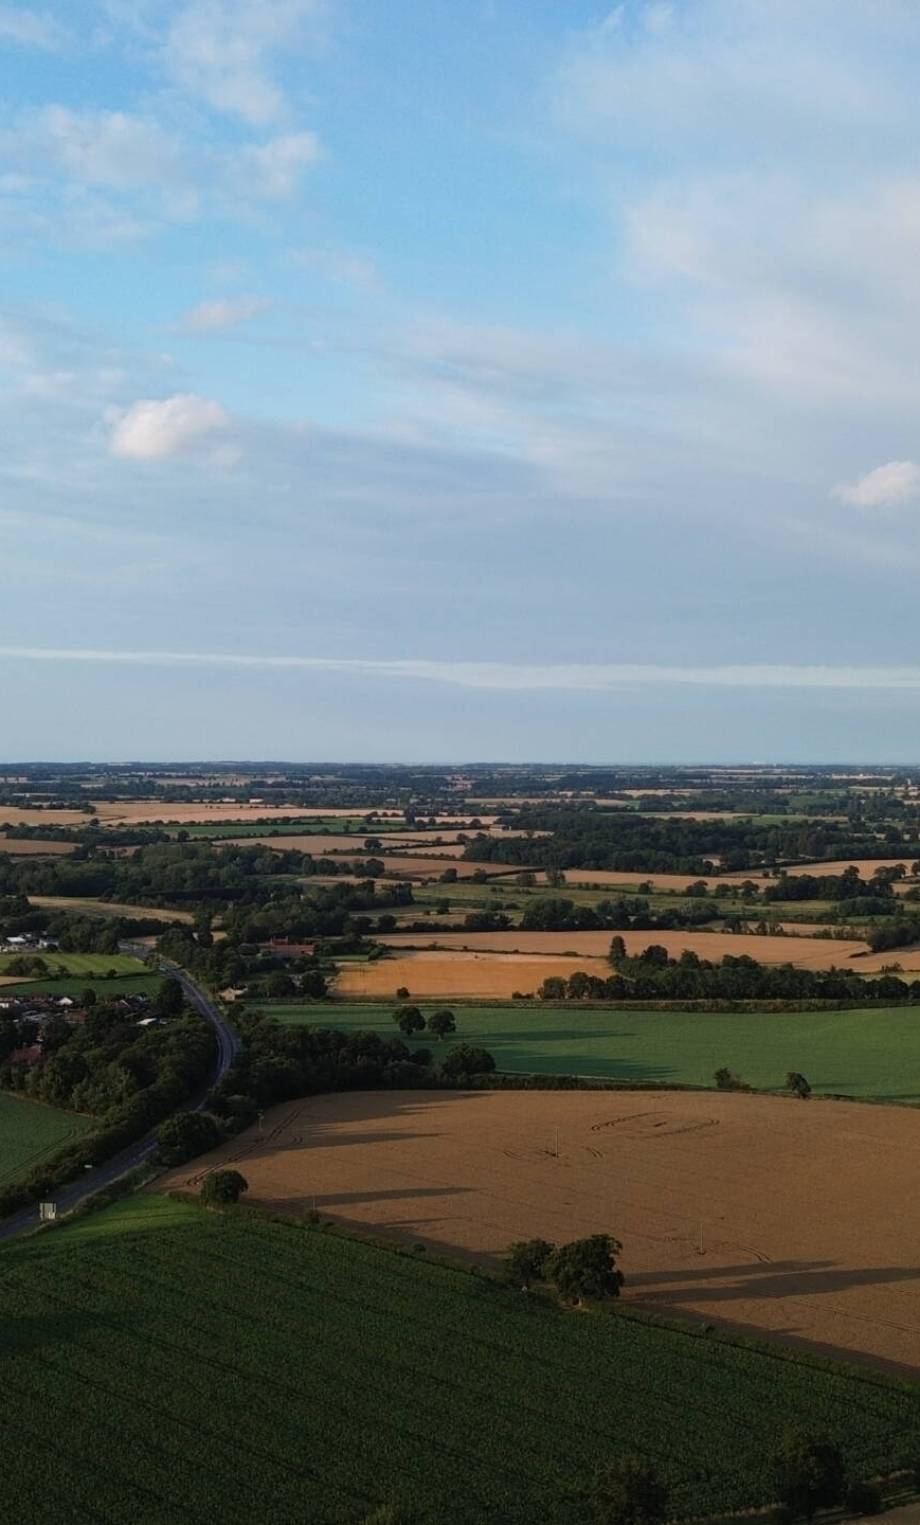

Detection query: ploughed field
(0, 1093), (91, 1185)
(271, 1001), (920, 1099)
(166, 1089), (920, 1376)
(4, 1195), (918, 1524)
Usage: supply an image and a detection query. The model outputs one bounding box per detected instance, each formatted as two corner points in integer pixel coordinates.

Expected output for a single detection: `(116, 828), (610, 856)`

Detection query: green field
(264, 1001), (920, 1100)
(0, 953), (146, 977)
(0, 1093), (91, 1185)
(4, 974), (161, 999)
(1, 1194), (917, 1523)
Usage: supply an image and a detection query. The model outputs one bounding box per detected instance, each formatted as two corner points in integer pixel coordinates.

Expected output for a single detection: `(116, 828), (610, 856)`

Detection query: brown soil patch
(375, 929), (868, 968)
(0, 840), (75, 855)
(335, 951), (608, 998)
(161, 1088), (920, 1375)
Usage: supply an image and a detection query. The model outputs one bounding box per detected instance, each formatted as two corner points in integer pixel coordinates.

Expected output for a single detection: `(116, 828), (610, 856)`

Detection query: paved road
(0, 966), (240, 1244)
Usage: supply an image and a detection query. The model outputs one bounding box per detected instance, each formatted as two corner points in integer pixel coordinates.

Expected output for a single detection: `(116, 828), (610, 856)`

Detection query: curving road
(0, 965), (240, 1244)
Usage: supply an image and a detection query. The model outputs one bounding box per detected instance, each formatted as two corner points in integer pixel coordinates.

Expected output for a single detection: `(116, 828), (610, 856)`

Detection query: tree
(392, 1005), (425, 1037)
(201, 1169), (248, 1205)
(592, 1456), (667, 1525)
(506, 1237), (555, 1289)
(546, 1234), (624, 1303)
(156, 1110), (221, 1166)
(395, 986), (410, 1000)
(427, 1008), (456, 1040)
(773, 1431), (844, 1520)
(152, 976), (184, 1018)
(786, 1071), (812, 1100)
(80, 986), (97, 1008)
(609, 935), (627, 966)
(440, 1043), (496, 1080)
(714, 1066), (745, 1091)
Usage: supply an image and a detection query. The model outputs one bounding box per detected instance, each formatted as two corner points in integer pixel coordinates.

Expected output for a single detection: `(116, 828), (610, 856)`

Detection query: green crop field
(4, 974), (161, 999)
(0, 1093), (91, 1185)
(2, 1194), (917, 1524)
(0, 953), (145, 977)
(264, 1001), (920, 1100)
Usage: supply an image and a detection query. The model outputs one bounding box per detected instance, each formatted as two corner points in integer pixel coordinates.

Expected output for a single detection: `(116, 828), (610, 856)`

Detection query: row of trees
(463, 808), (913, 875)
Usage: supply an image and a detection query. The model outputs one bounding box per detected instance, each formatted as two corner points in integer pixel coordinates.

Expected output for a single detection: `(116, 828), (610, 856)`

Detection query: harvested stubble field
(0, 1092), (91, 1184)
(7, 1196), (917, 1524)
(0, 839), (75, 855)
(335, 950), (610, 998)
(278, 1000), (920, 1099)
(167, 1088), (920, 1375)
(375, 928), (870, 968)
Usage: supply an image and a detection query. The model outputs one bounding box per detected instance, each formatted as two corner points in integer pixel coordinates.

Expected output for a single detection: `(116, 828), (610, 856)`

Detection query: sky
(4, 0), (920, 763)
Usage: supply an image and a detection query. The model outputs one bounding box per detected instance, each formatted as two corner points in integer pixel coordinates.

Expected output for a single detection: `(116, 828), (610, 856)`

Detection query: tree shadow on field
(631, 1259), (920, 1305)
(314, 1186), (471, 1208)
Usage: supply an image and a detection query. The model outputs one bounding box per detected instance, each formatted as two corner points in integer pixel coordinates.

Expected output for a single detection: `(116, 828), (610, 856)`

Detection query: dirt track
(163, 1088), (920, 1375)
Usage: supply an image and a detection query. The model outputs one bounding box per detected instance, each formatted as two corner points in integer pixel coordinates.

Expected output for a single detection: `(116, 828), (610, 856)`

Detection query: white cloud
(108, 393), (229, 459)
(8, 646), (920, 693)
(163, 0), (321, 124)
(833, 460), (920, 509)
(237, 132), (320, 198)
(179, 296), (269, 333)
(18, 106), (186, 191)
(0, 5), (63, 48)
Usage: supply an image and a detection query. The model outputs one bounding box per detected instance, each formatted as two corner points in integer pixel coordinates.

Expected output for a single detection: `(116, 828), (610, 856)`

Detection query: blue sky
(4, 0), (920, 762)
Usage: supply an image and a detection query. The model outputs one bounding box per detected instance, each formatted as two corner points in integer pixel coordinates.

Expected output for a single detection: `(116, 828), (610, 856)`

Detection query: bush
(201, 1169), (248, 1205)
(505, 1237), (555, 1288)
(844, 1481), (882, 1517)
(592, 1455), (667, 1525)
(546, 1234), (624, 1303)
(773, 1431), (844, 1520)
(440, 1044), (496, 1080)
(156, 1111), (222, 1167)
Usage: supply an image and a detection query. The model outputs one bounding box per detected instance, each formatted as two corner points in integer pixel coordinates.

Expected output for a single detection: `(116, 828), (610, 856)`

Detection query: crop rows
(1, 1196), (918, 1523)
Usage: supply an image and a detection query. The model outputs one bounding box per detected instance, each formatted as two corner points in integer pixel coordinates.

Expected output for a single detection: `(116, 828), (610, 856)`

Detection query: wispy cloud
(6, 647), (920, 693)
(0, 5), (65, 50)
(179, 296), (269, 333)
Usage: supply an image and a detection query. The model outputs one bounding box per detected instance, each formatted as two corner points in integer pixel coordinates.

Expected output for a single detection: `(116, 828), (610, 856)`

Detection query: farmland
(2, 1193), (918, 1524)
(2, 974), (162, 999)
(335, 950), (614, 998)
(163, 1088), (920, 1375)
(0, 952), (146, 978)
(269, 1000), (920, 1098)
(376, 928), (870, 963)
(0, 1093), (91, 1185)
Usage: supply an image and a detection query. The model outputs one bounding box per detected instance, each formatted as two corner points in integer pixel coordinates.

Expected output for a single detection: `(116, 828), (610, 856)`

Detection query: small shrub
(844, 1481), (882, 1517)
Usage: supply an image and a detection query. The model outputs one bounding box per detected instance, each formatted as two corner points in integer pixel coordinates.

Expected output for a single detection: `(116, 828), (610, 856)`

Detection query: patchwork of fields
(270, 1000), (920, 1098)
(2, 1193), (918, 1524)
